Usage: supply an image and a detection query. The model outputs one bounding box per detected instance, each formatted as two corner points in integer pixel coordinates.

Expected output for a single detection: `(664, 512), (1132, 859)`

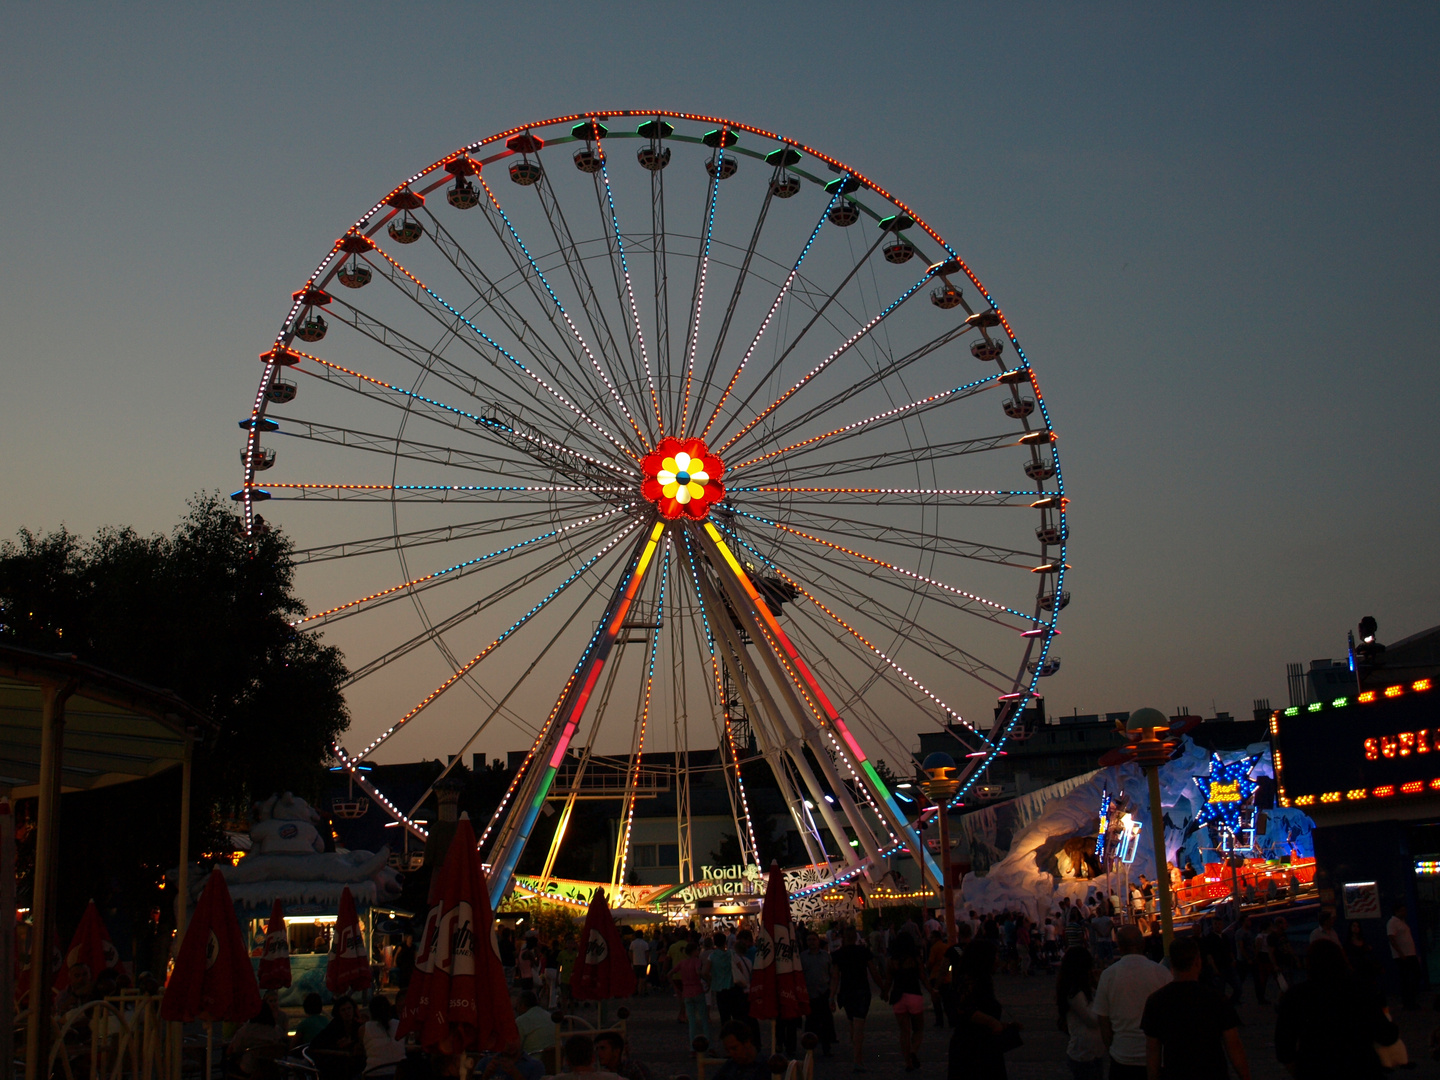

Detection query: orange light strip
(758, 560), (982, 738)
(738, 513), (1036, 625)
(286, 346), (633, 477)
(293, 507), (625, 627)
(353, 522), (641, 761)
(729, 372), (1001, 472)
(469, 171), (652, 454)
(587, 119), (665, 439)
(1289, 778), (1440, 805)
(366, 239), (642, 462)
(719, 273), (931, 455)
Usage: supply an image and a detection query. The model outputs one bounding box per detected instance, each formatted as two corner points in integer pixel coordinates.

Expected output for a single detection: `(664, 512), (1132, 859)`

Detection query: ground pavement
(612, 974), (1437, 1080)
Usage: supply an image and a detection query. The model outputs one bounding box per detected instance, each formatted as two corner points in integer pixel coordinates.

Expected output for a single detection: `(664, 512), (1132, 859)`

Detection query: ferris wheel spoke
(269, 418), (616, 488)
(767, 505), (1038, 569)
(530, 160), (642, 422)
(363, 238), (643, 464)
(737, 430), (1029, 486)
(732, 508), (1039, 628)
(646, 127), (673, 429)
(762, 541), (1023, 694)
(418, 207), (606, 417)
(698, 189), (840, 442)
(759, 326), (971, 448)
(289, 507), (594, 564)
(352, 519), (644, 760)
(729, 371), (1002, 474)
(472, 172), (652, 454)
(339, 536), (611, 688)
(778, 575), (996, 748)
(714, 226), (890, 442)
(403, 539), (637, 821)
(589, 130), (666, 438)
(285, 348), (632, 482)
(718, 270), (935, 456)
(327, 268), (595, 449)
(293, 507), (631, 631)
(731, 485), (1048, 508)
(255, 482), (627, 504)
(720, 522), (1014, 722)
(776, 611), (934, 770)
(677, 139), (730, 436)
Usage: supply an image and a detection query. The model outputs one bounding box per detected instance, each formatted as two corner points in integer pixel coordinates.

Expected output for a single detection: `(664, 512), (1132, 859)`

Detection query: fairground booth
(1274, 672), (1439, 986)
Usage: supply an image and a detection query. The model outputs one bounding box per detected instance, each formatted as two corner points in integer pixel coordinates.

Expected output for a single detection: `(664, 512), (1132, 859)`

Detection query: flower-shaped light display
(641, 437), (726, 520)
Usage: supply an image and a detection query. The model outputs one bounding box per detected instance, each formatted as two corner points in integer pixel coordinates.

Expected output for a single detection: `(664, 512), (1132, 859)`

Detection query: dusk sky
(2, 4), (1436, 763)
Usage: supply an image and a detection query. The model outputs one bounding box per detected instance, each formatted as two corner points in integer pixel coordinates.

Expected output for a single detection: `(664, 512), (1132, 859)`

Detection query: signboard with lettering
(1273, 686), (1440, 807)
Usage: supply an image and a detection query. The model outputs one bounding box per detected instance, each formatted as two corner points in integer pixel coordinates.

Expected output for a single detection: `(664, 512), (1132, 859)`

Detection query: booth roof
(0, 644), (214, 796)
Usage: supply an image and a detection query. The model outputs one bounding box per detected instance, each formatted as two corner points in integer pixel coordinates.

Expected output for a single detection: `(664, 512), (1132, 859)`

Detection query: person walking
(801, 931), (837, 1057)
(1094, 924), (1171, 1080)
(832, 924), (881, 1072)
(1269, 917), (1298, 996)
(946, 938), (1017, 1080)
(1056, 946), (1105, 1080)
(887, 929), (928, 1072)
(1275, 938), (1399, 1080)
(672, 940), (712, 1046)
(708, 932), (740, 1024)
(1141, 936), (1249, 1080)
(1250, 917), (1275, 1004)
(628, 933), (649, 996)
(1386, 903), (1422, 1008)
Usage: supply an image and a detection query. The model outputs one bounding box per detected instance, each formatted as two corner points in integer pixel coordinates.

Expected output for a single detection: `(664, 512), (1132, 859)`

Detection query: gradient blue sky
(2, 3), (1436, 755)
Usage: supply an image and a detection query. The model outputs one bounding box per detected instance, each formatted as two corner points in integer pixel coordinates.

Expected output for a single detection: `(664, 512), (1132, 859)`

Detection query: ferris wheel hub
(641, 437), (726, 520)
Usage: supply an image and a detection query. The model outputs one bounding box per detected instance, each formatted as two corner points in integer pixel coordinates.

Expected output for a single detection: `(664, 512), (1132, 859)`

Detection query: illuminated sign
(1364, 731), (1433, 760)
(1207, 781), (1241, 803)
(1116, 813), (1143, 864)
(1274, 683), (1440, 806)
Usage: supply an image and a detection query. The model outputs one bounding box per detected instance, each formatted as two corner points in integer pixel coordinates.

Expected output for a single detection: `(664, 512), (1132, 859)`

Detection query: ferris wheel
(236, 110), (1069, 902)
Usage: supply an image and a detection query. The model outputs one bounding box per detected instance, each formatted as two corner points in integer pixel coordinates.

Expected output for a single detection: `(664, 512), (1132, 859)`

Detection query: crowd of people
(44, 897), (1427, 1080)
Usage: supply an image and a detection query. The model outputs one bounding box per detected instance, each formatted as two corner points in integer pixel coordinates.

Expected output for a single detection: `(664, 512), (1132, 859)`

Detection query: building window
(634, 843), (680, 867)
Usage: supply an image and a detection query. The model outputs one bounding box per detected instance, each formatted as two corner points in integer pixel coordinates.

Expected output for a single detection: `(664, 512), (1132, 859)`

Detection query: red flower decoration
(641, 437), (726, 520)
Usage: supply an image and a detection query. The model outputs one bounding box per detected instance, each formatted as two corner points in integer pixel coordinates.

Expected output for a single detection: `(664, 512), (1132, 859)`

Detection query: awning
(0, 644), (213, 795)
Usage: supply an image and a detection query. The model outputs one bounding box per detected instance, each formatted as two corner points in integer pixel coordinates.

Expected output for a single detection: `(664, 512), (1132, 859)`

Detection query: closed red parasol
(570, 887), (635, 1001)
(748, 863), (808, 1020)
(161, 868), (262, 1022)
(257, 898), (291, 990)
(65, 900), (122, 982)
(325, 886), (372, 994)
(398, 814), (517, 1054)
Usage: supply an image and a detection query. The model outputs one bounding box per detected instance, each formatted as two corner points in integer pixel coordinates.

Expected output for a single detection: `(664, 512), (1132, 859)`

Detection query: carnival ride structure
(234, 110), (1069, 904)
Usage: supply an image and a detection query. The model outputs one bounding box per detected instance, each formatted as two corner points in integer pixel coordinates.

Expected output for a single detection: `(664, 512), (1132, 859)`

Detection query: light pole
(921, 753), (961, 946)
(1122, 708), (1179, 955)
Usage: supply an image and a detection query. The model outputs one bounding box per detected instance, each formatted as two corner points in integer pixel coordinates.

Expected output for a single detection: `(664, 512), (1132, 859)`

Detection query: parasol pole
(205, 1022), (213, 1080)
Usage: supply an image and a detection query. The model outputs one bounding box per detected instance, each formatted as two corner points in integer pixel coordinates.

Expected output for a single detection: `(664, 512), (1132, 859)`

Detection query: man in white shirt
(1386, 903), (1421, 1008)
(1094, 924), (1171, 1080)
(1308, 910), (1341, 947)
(628, 934), (650, 996)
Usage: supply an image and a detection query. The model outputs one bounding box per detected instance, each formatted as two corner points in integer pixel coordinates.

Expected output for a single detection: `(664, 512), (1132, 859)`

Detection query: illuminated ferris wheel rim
(236, 108), (1069, 900)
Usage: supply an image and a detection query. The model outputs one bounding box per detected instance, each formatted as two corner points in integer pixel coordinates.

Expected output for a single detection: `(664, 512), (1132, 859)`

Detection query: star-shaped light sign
(1193, 752), (1261, 834)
